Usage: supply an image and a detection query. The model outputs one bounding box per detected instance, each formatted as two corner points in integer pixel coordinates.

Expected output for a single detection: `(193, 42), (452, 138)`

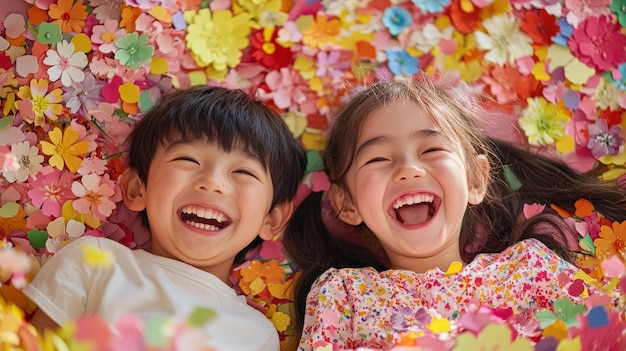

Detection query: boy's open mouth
(391, 193), (439, 226)
(180, 205), (230, 231)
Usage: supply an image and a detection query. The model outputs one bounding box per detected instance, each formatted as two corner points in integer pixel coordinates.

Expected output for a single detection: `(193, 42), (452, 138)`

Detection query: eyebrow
(354, 129), (442, 159)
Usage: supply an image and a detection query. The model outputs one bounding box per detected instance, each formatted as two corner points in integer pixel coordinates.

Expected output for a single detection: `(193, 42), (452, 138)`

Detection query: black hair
(125, 86), (307, 259)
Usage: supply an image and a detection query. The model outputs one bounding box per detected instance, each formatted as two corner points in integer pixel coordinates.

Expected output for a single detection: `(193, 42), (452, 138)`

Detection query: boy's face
(128, 138), (274, 281)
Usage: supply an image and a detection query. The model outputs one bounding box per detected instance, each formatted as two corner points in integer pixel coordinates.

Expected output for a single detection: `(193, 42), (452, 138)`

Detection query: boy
(23, 86), (307, 350)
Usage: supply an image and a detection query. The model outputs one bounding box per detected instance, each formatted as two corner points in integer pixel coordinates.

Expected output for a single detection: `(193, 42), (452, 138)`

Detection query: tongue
(396, 203), (431, 226)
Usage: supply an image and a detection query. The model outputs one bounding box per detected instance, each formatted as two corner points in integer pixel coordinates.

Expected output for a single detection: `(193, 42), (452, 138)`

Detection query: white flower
(2, 141), (44, 183)
(44, 41), (88, 87)
(474, 13), (533, 64)
(408, 23), (453, 54)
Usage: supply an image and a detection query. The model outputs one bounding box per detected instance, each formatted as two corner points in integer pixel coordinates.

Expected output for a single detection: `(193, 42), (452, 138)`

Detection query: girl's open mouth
(390, 193), (440, 226)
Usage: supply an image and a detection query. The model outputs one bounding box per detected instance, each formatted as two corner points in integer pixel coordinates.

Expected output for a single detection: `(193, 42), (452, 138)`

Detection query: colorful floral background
(1, 0), (626, 350)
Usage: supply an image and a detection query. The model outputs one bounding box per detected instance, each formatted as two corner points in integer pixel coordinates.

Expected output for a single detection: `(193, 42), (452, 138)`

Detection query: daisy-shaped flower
(0, 204), (28, 239)
(71, 173), (117, 222)
(185, 9), (253, 72)
(518, 97), (570, 146)
(383, 6), (413, 36)
(27, 167), (75, 217)
(249, 27), (294, 70)
(48, 0), (88, 34)
(301, 13), (341, 50)
(569, 15), (626, 71)
(519, 8), (560, 46)
(587, 119), (624, 159)
(594, 220), (626, 260)
(39, 125), (91, 173)
(2, 141), (44, 183)
(44, 40), (88, 87)
(91, 18), (125, 54)
(474, 13), (533, 65)
(63, 72), (105, 117)
(235, 0), (288, 27)
(114, 32), (155, 70)
(16, 78), (64, 127)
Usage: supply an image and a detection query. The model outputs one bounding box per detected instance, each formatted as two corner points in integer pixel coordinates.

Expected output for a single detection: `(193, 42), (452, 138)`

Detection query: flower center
(85, 190), (101, 206)
(128, 46), (137, 55)
(18, 155), (30, 168)
(32, 95), (47, 114)
(61, 12), (71, 22)
(44, 185), (62, 201)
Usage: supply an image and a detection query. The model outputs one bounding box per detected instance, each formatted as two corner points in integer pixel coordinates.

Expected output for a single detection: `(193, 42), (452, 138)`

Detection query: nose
(393, 160), (426, 182)
(195, 172), (225, 194)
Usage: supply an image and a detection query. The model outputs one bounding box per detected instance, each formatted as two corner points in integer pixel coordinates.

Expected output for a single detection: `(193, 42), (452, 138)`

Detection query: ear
(258, 200), (295, 241)
(120, 169), (147, 211)
(328, 184), (363, 226)
(468, 154), (490, 205)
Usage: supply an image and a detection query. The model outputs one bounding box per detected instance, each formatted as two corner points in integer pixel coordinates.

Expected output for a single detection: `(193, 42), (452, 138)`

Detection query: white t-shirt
(23, 236), (279, 351)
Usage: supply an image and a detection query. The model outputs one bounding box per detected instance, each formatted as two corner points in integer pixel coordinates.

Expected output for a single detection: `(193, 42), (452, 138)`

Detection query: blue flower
(412, 0), (450, 14)
(387, 49), (419, 76)
(383, 6), (413, 36)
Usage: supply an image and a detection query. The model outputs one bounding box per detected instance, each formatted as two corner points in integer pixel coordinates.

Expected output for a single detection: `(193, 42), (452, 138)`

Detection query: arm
(29, 308), (59, 333)
(298, 269), (356, 351)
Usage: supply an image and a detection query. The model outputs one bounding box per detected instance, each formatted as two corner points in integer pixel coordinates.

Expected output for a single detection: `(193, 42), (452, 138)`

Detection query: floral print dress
(298, 239), (583, 350)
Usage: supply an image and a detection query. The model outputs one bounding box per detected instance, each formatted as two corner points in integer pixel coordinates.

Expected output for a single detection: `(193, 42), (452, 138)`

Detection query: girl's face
(340, 100), (488, 272)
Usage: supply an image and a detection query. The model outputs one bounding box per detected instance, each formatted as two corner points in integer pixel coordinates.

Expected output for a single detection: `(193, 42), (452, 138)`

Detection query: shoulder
(312, 267), (384, 295)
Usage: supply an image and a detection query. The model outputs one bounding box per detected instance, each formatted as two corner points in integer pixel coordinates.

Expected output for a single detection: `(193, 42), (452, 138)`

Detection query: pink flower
(91, 18), (125, 54)
(27, 167), (75, 217)
(569, 15), (626, 71)
(264, 67), (311, 112)
(71, 173), (117, 221)
(564, 0), (612, 27)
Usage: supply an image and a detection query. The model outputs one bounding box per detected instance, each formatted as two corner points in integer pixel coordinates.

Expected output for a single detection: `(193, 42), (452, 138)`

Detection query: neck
(388, 243), (464, 273)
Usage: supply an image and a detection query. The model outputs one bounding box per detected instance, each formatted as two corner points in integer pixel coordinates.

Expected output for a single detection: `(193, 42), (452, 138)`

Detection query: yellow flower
(184, 9), (253, 72)
(40, 126), (90, 173)
(234, 0), (287, 27)
(518, 97), (570, 146)
(16, 78), (64, 126)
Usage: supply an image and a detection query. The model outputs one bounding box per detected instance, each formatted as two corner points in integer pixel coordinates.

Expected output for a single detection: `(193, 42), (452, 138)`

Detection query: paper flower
(594, 221), (626, 260)
(15, 78), (64, 126)
(413, 0), (451, 14)
(474, 13), (533, 65)
(452, 323), (533, 351)
(586, 119), (624, 159)
(383, 6), (413, 36)
(71, 173), (117, 221)
(1, 141), (43, 183)
(48, 0), (88, 33)
(91, 18), (125, 54)
(568, 15), (626, 71)
(114, 32), (154, 70)
(27, 167), (75, 217)
(44, 40), (88, 87)
(518, 97), (570, 146)
(387, 49), (420, 76)
(39, 125), (91, 173)
(184, 9), (253, 72)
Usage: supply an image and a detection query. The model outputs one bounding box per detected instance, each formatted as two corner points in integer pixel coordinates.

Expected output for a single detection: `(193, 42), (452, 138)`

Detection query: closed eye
(365, 157), (388, 165)
(234, 169), (259, 179)
(173, 156), (199, 165)
(423, 148), (444, 154)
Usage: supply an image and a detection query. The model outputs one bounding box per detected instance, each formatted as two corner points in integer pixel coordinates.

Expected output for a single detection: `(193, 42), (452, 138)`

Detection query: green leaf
(535, 309), (557, 329)
(27, 230), (49, 249)
(0, 202), (19, 218)
(0, 115), (13, 129)
(187, 306), (217, 327)
(305, 150), (324, 174)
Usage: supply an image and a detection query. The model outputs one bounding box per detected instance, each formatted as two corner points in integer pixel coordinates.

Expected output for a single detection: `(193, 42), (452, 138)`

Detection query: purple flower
(391, 307), (432, 332)
(63, 72), (105, 118)
(586, 119), (624, 159)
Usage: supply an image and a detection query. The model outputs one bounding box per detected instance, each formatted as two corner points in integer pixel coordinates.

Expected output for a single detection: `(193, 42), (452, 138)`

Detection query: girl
(284, 77), (626, 350)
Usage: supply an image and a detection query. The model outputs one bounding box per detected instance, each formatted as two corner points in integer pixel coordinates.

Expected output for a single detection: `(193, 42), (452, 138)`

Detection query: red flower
(520, 9), (560, 46)
(249, 27), (294, 70)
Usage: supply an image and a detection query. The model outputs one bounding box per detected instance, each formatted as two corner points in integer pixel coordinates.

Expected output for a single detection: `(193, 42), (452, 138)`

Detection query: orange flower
(302, 14), (341, 50)
(48, 0), (88, 34)
(0, 203), (28, 236)
(594, 221), (626, 261)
